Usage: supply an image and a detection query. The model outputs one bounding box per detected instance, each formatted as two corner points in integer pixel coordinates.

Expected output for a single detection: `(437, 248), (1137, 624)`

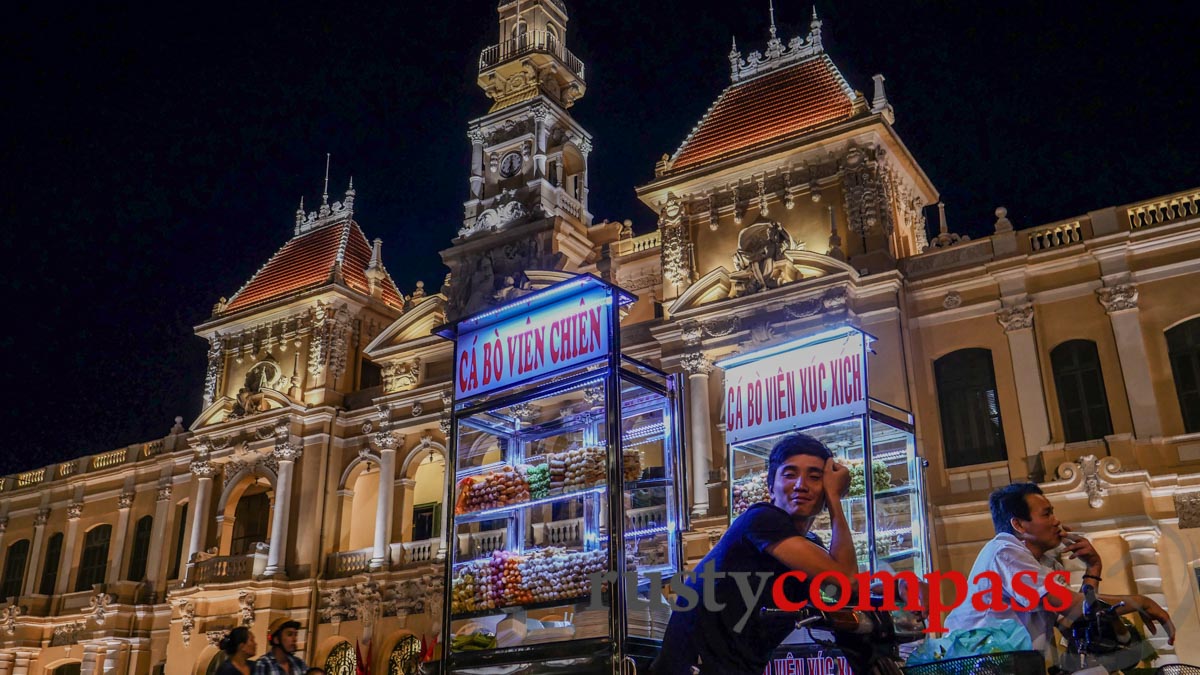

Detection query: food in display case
(848, 458), (892, 498)
(455, 466), (531, 513)
(526, 463), (550, 499)
(732, 470), (770, 515)
(622, 447), (643, 482)
(442, 279), (684, 671)
(547, 445), (606, 490)
(451, 548), (608, 615)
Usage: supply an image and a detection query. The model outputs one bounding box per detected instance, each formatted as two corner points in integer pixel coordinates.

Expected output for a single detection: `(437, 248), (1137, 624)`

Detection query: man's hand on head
(823, 458), (850, 504)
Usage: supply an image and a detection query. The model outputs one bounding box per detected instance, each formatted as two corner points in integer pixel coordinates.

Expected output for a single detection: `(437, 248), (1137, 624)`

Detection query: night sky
(2, 1), (1198, 475)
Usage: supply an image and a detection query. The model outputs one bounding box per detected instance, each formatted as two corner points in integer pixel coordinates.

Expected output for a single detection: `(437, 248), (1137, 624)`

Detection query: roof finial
(730, 35), (738, 56)
(938, 202), (949, 235)
(769, 0), (777, 39)
(322, 153), (331, 207)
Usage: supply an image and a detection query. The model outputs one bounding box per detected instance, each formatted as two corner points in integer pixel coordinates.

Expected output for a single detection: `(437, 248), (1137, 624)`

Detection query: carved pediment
(670, 252), (855, 314)
(190, 390), (298, 431)
(364, 296), (449, 356)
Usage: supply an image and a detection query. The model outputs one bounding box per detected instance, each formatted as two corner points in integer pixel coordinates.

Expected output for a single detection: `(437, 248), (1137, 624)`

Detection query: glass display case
(728, 407), (926, 575)
(721, 327), (929, 577)
(439, 276), (684, 675)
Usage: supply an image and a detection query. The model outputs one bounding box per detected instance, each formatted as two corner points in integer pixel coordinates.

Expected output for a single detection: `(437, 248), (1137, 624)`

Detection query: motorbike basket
(902, 650), (1046, 675)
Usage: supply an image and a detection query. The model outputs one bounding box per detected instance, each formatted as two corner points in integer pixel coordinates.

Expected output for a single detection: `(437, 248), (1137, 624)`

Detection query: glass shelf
(455, 485), (606, 523)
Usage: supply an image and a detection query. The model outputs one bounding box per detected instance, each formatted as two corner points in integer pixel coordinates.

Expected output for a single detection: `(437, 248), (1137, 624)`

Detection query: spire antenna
(322, 153), (331, 206)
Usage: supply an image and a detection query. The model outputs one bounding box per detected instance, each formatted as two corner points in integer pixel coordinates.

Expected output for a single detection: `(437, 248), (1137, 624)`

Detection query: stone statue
(730, 217), (802, 296)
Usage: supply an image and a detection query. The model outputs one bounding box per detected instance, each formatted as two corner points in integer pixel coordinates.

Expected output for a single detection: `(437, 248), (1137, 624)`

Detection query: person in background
(944, 483), (1175, 667)
(254, 618), (308, 675)
(216, 627), (256, 675)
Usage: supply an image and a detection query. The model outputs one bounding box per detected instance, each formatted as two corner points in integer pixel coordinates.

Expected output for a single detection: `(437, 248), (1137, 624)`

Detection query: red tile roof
(669, 55), (859, 173)
(225, 220), (405, 314)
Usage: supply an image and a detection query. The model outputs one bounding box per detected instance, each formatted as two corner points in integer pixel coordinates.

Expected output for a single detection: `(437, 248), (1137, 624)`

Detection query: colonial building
(2, 1), (1199, 673)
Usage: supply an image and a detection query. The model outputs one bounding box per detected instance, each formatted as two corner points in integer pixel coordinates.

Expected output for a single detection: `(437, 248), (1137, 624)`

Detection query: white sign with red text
(455, 288), (611, 399)
(723, 332), (867, 443)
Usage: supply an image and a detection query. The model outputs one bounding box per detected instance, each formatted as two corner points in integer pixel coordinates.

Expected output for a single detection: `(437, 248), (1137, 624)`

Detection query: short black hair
(989, 482), (1044, 535)
(767, 433), (833, 486)
(219, 627), (251, 656)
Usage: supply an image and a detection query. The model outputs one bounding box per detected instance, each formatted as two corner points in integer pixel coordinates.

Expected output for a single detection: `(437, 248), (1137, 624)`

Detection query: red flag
(420, 634), (437, 662)
(355, 640), (370, 675)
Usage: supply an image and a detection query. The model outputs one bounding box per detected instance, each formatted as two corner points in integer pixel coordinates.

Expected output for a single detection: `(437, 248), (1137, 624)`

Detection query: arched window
(231, 491), (270, 555)
(388, 635), (424, 675)
(1051, 340), (1114, 442)
(39, 532), (63, 595)
(1168, 318), (1200, 433)
(51, 664), (81, 675)
(75, 525), (112, 591)
(0, 539), (30, 600)
(126, 516), (154, 581)
(325, 641), (357, 675)
(204, 653), (227, 675)
(934, 348), (1007, 467)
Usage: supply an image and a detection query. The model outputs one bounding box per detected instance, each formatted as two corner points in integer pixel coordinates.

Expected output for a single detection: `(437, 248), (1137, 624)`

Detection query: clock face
(499, 151), (522, 178)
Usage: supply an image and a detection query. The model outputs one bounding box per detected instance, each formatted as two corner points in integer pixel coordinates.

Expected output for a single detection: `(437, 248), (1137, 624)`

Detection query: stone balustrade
(91, 449), (127, 470)
(325, 548), (373, 578)
(614, 231), (662, 257)
(1025, 219), (1087, 252)
(187, 550), (268, 586)
(1125, 188), (1200, 230)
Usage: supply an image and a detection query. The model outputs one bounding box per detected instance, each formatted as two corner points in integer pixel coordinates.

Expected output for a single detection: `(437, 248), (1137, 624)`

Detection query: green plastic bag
(906, 620), (1034, 665)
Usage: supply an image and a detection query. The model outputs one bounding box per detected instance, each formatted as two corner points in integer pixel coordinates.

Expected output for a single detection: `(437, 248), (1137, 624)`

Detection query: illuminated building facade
(1, 1), (1199, 673)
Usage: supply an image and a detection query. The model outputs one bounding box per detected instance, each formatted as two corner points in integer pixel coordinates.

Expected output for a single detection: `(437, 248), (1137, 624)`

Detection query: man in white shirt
(945, 483), (1175, 666)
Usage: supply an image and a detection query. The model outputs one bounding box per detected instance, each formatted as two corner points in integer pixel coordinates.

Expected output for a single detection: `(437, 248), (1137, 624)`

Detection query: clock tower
(443, 0), (602, 319)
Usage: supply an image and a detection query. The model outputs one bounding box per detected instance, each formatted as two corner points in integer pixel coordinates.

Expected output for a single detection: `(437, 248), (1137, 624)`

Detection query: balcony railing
(557, 190), (582, 220)
(479, 31), (585, 80)
(326, 548), (373, 578)
(399, 538), (442, 565)
(17, 468), (45, 488)
(1025, 219), (1088, 252)
(91, 448), (127, 470)
(614, 231), (661, 257)
(188, 551), (267, 585)
(1125, 188), (1200, 230)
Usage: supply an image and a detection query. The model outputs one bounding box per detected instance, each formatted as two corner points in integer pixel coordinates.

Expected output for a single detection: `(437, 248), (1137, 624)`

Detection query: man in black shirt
(653, 433), (855, 675)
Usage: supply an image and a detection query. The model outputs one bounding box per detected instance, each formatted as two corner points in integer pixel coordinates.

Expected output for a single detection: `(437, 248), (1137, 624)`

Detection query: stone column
(185, 460), (216, 567)
(997, 303), (1051, 455)
(9, 651), (35, 675)
(468, 129), (486, 200)
(1098, 283), (1163, 438)
(0, 515), (8, 552)
(0, 652), (13, 675)
(106, 492), (135, 584)
(370, 433), (400, 571)
(55, 501), (84, 594)
(1119, 529), (1175, 659)
(578, 139), (592, 216)
(101, 639), (128, 675)
(532, 105), (549, 179)
(22, 508), (50, 596)
(145, 483), (172, 587)
(396, 479), (418, 546)
(264, 443), (302, 577)
(681, 352), (714, 517)
(79, 643), (105, 675)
